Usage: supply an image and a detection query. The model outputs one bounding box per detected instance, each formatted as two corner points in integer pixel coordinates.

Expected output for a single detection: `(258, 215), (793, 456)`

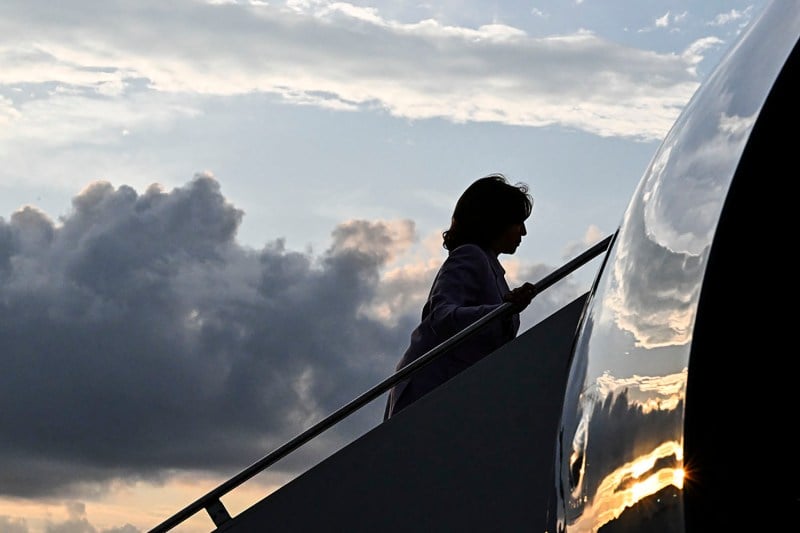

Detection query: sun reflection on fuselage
(571, 440), (683, 531)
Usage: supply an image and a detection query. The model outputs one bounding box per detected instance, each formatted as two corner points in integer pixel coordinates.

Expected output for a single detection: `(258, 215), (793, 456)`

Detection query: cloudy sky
(0, 0), (768, 531)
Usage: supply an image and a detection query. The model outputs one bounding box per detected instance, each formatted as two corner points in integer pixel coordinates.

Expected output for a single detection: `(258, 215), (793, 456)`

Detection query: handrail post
(206, 499), (231, 527)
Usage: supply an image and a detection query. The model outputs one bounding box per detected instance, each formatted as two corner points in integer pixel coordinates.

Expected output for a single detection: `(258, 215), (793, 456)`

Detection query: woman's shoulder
(445, 244), (493, 270)
(449, 243), (489, 258)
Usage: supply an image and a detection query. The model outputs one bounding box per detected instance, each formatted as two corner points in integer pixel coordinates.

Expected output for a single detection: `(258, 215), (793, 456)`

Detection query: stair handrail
(149, 233), (615, 533)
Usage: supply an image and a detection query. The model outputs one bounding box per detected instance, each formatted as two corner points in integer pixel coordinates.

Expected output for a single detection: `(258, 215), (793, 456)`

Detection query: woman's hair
(442, 173), (533, 251)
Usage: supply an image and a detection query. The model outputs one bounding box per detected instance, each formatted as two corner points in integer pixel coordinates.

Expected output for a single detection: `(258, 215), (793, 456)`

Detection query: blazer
(384, 244), (520, 420)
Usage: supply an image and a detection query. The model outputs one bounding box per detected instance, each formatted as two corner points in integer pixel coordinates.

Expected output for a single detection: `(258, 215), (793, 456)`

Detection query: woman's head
(442, 174), (533, 252)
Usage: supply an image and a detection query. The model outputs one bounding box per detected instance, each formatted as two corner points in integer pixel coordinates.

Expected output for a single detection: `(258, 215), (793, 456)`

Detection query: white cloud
(0, 90), (201, 146)
(682, 36), (724, 71)
(708, 7), (751, 27)
(0, 0), (701, 142)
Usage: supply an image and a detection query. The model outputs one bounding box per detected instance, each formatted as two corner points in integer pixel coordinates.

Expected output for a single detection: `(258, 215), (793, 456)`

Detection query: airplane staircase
(149, 235), (614, 532)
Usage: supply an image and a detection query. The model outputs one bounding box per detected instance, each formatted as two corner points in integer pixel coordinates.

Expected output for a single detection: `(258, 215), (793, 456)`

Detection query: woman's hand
(504, 282), (537, 312)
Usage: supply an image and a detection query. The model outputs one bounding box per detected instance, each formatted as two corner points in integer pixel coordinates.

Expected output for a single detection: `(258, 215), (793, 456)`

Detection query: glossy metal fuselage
(550, 2), (800, 530)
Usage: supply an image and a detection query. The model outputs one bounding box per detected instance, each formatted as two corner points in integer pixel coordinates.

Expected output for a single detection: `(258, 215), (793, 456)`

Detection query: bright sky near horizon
(0, 1), (769, 531)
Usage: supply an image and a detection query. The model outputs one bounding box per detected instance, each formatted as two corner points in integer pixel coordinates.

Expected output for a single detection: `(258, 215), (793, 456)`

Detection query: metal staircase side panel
(219, 293), (588, 533)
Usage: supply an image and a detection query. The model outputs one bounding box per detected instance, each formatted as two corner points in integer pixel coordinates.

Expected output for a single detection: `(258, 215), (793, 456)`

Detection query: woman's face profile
(490, 222), (527, 255)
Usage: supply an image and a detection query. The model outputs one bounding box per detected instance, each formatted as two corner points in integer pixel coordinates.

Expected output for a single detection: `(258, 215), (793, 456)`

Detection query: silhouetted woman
(384, 174), (537, 420)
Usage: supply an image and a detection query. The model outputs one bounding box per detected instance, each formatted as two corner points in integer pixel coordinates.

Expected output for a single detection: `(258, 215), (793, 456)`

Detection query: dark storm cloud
(0, 174), (579, 501)
(0, 174), (415, 498)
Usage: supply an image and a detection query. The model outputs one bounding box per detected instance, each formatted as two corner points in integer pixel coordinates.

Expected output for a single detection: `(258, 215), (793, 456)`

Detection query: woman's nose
(521, 223), (527, 236)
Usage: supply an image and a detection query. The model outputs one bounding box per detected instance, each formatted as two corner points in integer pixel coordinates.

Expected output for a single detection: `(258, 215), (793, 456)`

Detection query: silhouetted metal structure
(150, 236), (613, 532)
(150, 1), (799, 531)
